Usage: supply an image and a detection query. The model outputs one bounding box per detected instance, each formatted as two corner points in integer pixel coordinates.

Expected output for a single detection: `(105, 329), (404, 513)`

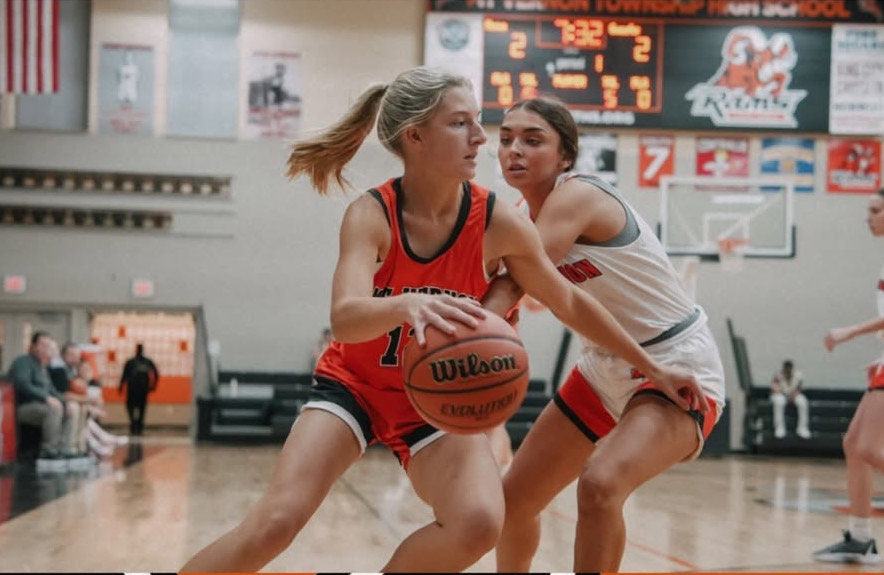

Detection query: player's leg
(485, 423), (514, 472)
(814, 390), (884, 564)
(383, 433), (504, 572)
(771, 391), (787, 438)
(794, 392), (811, 438)
(573, 393), (702, 572)
(496, 400), (594, 572)
(180, 408), (362, 572)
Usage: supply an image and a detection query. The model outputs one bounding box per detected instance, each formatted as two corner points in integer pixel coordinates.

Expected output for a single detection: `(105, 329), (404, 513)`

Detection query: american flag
(0, 0), (59, 94)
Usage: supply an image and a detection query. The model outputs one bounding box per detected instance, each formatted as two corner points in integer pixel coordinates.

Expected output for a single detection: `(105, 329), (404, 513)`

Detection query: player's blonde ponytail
(287, 67), (473, 195)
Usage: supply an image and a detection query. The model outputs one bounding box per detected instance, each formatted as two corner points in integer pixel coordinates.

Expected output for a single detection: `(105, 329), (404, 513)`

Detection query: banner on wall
(97, 43), (155, 136)
(245, 51), (302, 140)
(827, 139), (882, 193)
(760, 137), (816, 192)
(576, 133), (617, 185)
(696, 137), (749, 177)
(428, 0), (884, 22)
(829, 24), (884, 134)
(638, 134), (675, 188)
(424, 12), (485, 104)
(684, 26), (810, 130)
(0, 0), (59, 94)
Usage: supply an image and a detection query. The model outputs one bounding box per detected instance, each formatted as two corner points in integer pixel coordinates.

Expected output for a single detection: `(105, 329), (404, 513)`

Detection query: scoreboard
(423, 1), (865, 132)
(481, 15), (662, 123)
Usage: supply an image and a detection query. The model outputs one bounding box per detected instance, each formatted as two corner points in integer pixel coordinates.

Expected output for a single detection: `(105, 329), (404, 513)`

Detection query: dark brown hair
(505, 97), (578, 171)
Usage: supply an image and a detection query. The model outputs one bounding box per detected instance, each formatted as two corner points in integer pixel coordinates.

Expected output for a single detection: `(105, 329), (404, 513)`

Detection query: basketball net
(717, 237), (749, 273)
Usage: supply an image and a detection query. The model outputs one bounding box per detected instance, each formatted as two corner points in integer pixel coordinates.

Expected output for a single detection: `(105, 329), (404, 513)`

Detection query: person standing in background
(118, 343), (159, 436)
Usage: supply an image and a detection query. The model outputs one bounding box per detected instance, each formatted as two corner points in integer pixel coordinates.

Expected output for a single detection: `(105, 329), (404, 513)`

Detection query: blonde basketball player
(180, 68), (704, 573)
(812, 188), (884, 565)
(483, 97), (726, 572)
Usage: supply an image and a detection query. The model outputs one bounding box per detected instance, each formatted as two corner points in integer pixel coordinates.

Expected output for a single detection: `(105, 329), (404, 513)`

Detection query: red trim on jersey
(867, 364), (884, 390)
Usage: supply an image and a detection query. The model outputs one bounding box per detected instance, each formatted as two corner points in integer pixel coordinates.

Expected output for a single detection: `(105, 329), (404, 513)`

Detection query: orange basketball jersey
(315, 177), (496, 391)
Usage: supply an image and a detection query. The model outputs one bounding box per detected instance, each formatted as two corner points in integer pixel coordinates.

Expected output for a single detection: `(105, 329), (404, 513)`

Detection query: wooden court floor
(0, 436), (881, 573)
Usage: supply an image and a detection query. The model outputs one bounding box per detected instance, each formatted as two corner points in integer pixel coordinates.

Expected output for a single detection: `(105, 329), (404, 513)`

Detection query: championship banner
(696, 136), (749, 177)
(760, 137), (816, 192)
(829, 24), (884, 134)
(638, 134), (675, 188)
(577, 132), (617, 185)
(244, 51), (302, 140)
(97, 43), (155, 136)
(826, 138), (882, 193)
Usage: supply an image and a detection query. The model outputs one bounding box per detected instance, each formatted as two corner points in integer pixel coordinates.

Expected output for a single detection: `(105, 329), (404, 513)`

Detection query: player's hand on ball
(404, 293), (486, 346)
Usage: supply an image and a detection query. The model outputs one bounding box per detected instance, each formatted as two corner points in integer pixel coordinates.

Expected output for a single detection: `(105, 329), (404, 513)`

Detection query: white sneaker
(87, 434), (114, 458)
(775, 426), (786, 439)
(797, 427), (812, 439)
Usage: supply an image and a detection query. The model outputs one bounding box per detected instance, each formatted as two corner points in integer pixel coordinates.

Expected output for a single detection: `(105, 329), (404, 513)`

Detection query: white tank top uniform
(548, 173), (726, 456)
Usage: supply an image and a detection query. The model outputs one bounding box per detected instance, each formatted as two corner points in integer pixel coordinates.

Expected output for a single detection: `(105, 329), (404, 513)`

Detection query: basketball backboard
(659, 176), (796, 261)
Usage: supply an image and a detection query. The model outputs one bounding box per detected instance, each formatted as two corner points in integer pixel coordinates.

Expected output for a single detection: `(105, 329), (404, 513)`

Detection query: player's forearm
(482, 274), (523, 319)
(330, 295), (411, 343)
(845, 316), (884, 340)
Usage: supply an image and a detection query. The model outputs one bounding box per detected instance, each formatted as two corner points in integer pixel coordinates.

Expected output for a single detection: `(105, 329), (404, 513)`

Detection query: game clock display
(481, 15), (662, 123)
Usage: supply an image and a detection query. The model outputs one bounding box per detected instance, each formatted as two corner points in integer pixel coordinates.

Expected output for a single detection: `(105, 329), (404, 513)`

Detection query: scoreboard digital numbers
(481, 15), (662, 125)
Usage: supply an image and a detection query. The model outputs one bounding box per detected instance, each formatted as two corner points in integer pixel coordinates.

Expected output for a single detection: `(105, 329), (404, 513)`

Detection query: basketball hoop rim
(716, 237), (750, 255)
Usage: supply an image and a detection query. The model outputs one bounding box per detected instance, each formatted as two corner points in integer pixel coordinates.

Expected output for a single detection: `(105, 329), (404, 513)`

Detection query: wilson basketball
(402, 313), (530, 434)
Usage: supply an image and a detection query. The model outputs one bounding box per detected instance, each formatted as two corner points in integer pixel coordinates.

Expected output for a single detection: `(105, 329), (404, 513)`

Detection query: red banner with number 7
(638, 134), (675, 188)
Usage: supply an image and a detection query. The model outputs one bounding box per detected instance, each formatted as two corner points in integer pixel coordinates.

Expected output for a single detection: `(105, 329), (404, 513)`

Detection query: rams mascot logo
(686, 26), (807, 128)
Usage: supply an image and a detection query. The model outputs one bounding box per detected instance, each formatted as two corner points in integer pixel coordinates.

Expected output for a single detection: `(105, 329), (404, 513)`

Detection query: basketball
(402, 312), (530, 434)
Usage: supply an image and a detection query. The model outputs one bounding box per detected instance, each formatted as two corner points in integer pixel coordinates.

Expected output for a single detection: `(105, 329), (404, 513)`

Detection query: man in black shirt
(118, 343), (159, 436)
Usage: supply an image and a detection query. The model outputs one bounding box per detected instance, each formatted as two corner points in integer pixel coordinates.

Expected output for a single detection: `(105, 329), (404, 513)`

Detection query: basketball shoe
(813, 530), (879, 564)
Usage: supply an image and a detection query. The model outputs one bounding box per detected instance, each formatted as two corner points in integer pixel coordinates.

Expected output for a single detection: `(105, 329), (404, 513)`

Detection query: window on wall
(166, 0), (240, 139)
(15, 0), (90, 132)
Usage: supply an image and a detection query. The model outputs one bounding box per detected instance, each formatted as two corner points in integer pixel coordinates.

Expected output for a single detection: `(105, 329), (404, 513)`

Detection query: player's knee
(447, 503), (504, 557)
(843, 428), (863, 460)
(576, 467), (625, 514)
(848, 437), (884, 466)
(248, 501), (308, 555)
(770, 393), (786, 407)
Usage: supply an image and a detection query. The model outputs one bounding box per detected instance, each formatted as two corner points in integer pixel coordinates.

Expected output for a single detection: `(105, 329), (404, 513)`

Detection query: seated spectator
(48, 341), (92, 454)
(9, 332), (76, 460)
(771, 359), (811, 439)
(76, 360), (127, 457)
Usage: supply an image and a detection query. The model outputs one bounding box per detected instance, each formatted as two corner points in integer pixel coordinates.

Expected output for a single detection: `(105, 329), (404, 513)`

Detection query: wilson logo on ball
(429, 352), (518, 383)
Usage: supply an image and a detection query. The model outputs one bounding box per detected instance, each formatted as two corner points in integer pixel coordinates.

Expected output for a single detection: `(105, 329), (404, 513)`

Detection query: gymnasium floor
(0, 436), (881, 573)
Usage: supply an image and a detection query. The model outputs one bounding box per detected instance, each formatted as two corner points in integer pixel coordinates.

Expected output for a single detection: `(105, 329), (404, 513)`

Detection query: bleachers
(197, 371), (312, 442)
(726, 318), (862, 457)
(197, 371), (553, 446)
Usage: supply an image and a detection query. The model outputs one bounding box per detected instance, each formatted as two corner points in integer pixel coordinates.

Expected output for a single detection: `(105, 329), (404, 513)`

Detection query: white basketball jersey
(554, 173), (697, 347)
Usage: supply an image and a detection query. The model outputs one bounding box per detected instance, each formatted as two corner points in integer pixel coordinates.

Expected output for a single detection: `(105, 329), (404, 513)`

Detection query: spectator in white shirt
(771, 359), (811, 439)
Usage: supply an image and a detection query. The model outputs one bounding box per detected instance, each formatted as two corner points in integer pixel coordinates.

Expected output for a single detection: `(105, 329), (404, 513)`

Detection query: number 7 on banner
(638, 134), (675, 188)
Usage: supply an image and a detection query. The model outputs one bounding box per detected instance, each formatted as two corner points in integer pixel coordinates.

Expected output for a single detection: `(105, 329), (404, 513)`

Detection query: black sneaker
(813, 530), (880, 564)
